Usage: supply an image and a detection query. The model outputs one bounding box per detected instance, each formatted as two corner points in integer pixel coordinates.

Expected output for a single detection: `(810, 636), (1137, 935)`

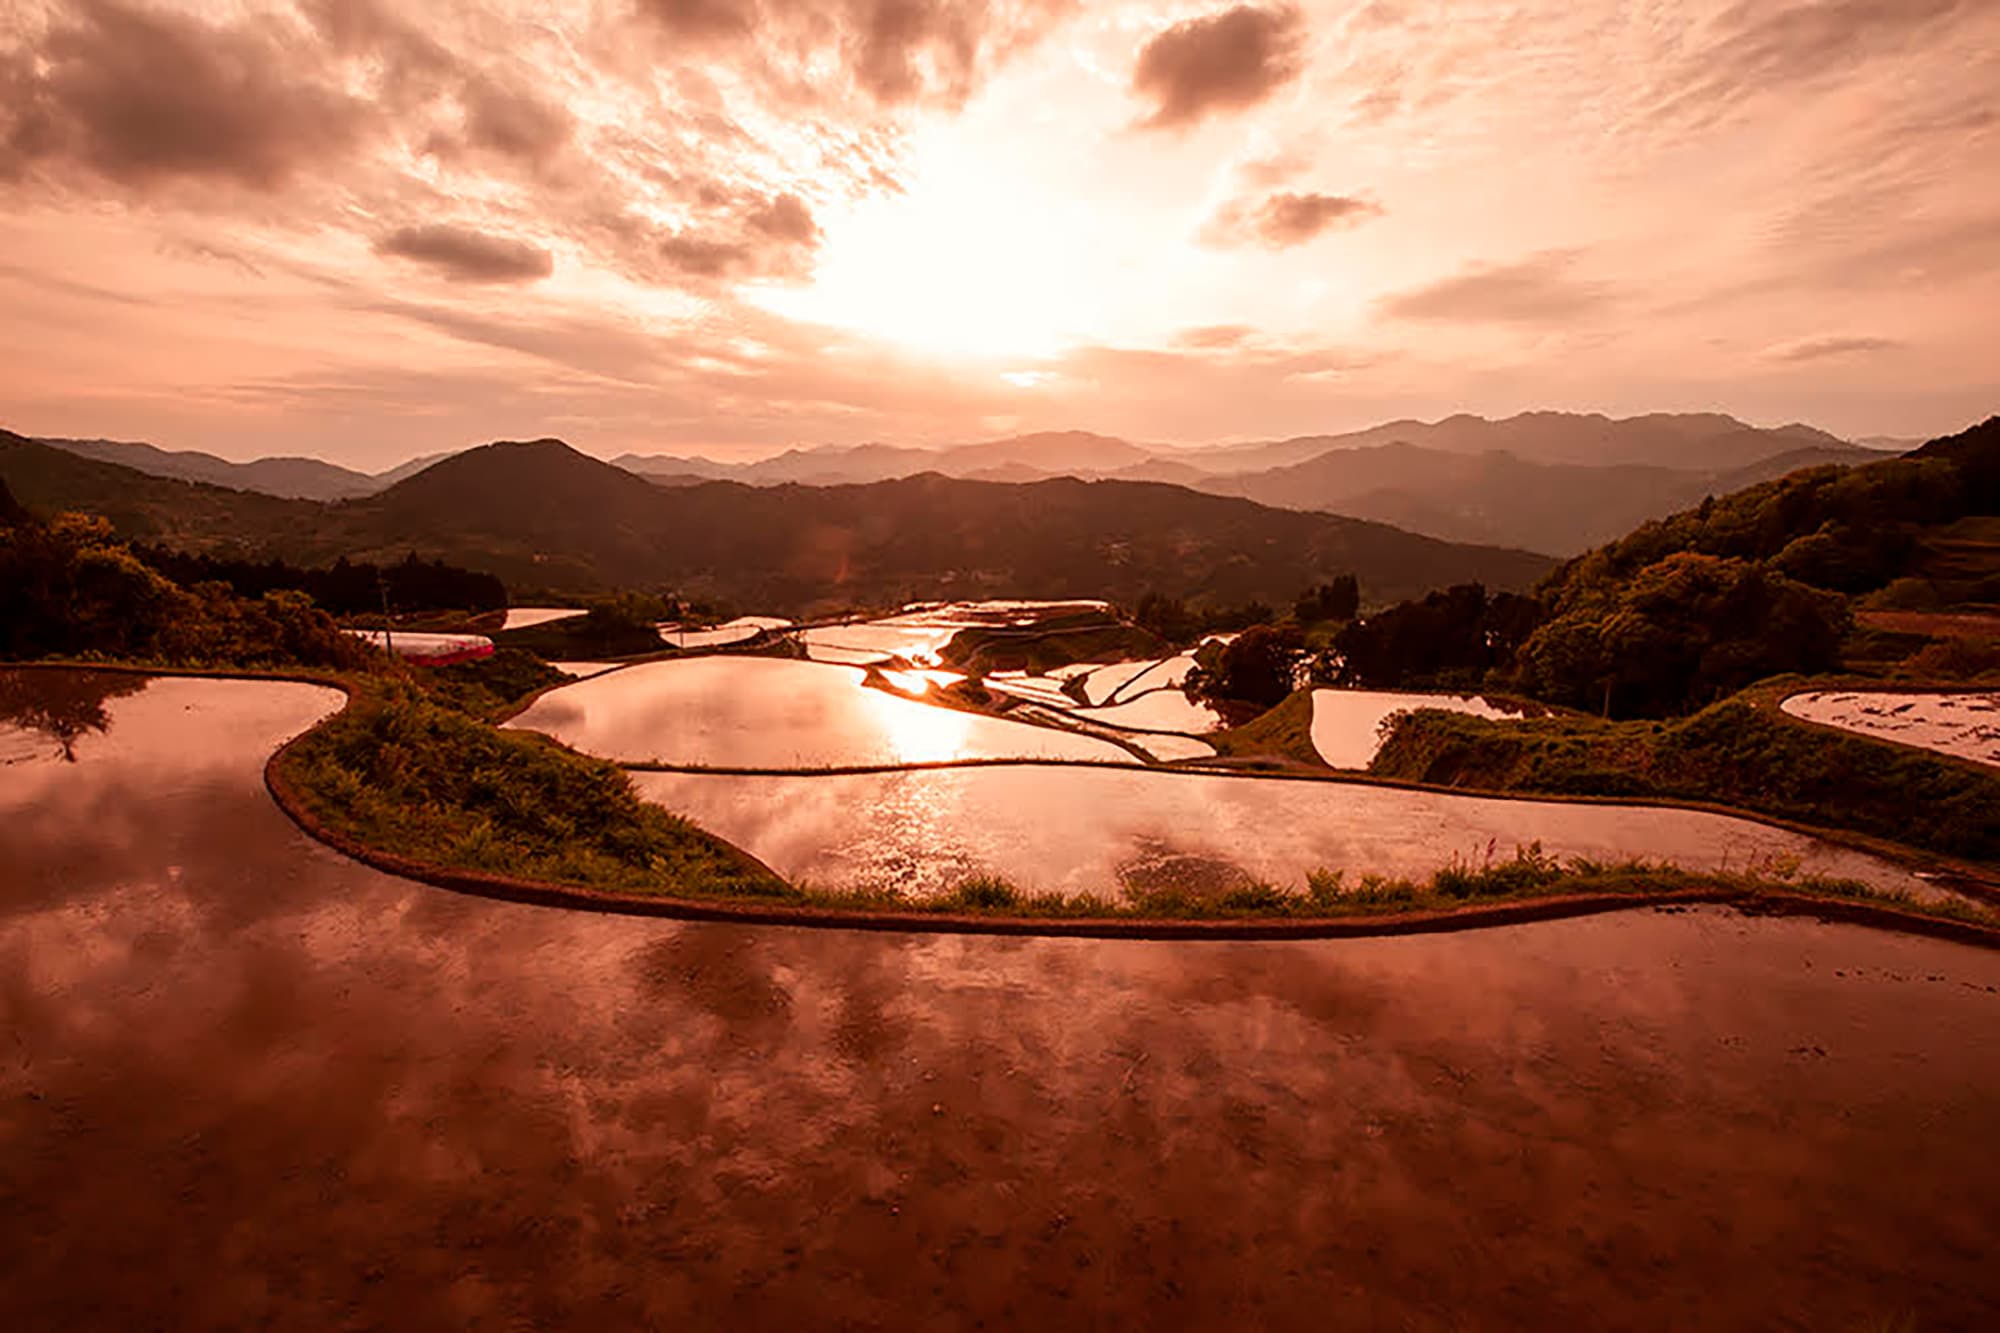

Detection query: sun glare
(866, 687), (975, 763)
(749, 131), (1101, 363)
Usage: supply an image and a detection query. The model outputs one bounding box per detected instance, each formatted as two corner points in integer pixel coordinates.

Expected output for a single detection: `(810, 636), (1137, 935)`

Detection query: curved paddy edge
(8, 661), (1998, 945)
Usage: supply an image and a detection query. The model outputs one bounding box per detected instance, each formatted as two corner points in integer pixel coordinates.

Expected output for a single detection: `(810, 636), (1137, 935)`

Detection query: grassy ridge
(1371, 694), (2000, 865)
(1206, 688), (1320, 765)
(279, 680), (784, 896)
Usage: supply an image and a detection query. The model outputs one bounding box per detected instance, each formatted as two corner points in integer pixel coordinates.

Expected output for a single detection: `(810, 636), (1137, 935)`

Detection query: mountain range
(0, 430), (1554, 614)
(30, 412), (1895, 556)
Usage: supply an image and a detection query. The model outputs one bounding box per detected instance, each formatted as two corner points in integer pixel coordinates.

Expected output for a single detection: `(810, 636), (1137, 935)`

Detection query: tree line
(130, 546), (507, 616)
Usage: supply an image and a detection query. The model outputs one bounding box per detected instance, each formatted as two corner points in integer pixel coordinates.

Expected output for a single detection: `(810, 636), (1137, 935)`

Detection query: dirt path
(4, 675), (2000, 1329)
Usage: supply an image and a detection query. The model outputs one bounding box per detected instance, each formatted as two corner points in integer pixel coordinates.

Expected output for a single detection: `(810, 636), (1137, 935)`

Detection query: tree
(0, 507), (371, 669)
(1294, 575), (1359, 624)
(1511, 552), (1849, 717)
(1186, 624), (1306, 708)
(1330, 583), (1540, 690)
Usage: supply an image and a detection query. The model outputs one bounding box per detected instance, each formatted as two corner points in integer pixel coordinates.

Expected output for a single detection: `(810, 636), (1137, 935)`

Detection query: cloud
(458, 80), (574, 166)
(1172, 324), (1257, 349)
(1, 0), (372, 190)
(1763, 335), (1905, 363)
(1202, 191), (1379, 248)
(632, 0), (1076, 110)
(636, 0), (756, 45)
(747, 192), (820, 246)
(654, 191), (823, 281)
(375, 225), (554, 283)
(1132, 5), (1305, 130)
(1654, 0), (1973, 124)
(1380, 252), (1616, 325)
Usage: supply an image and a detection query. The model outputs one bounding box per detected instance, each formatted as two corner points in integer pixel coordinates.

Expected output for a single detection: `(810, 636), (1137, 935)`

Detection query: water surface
(511, 657), (1127, 767)
(631, 765), (1932, 901)
(1783, 690), (2000, 767)
(500, 606), (585, 630)
(1313, 688), (1526, 769)
(658, 615), (793, 649)
(3, 671), (1998, 1330)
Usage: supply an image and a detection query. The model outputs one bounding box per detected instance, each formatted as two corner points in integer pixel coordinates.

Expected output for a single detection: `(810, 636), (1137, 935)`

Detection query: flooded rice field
(798, 600), (1115, 667)
(510, 657), (1127, 766)
(1783, 690), (2000, 767)
(1312, 688), (1527, 769)
(499, 606), (585, 630)
(631, 765), (1934, 901)
(658, 615), (793, 649)
(1076, 686), (1223, 734)
(3, 670), (1997, 1329)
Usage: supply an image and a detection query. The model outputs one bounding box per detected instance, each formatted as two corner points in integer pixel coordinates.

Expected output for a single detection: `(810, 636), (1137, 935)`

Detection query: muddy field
(3, 674), (1999, 1329)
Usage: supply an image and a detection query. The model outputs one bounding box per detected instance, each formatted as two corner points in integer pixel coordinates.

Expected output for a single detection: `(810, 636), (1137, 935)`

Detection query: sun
(748, 128), (1101, 363)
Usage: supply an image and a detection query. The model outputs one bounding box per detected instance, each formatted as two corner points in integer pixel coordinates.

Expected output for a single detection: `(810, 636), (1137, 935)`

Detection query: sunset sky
(2, 0), (1996, 469)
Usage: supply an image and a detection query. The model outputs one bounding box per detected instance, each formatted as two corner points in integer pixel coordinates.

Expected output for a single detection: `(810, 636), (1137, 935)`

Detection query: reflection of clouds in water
(6, 673), (2000, 1328)
(633, 765), (1934, 903)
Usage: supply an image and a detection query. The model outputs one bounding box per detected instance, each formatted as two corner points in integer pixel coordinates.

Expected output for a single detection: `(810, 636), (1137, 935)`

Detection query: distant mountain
(0, 431), (1555, 613)
(37, 436), (380, 501)
(34, 435), (468, 500)
(619, 430), (1153, 487)
(1193, 438), (1888, 555)
(370, 451), (461, 487)
(1173, 412), (1847, 474)
(337, 441), (1551, 611)
(619, 413), (1874, 555)
(34, 410), (1861, 518)
(1, 430), (313, 548)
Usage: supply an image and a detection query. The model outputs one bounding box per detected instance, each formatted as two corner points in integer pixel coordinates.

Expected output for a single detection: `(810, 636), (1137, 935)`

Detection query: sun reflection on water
(864, 688), (975, 764)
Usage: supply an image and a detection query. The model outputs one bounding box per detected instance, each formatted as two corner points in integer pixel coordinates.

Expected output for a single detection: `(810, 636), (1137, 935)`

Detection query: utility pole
(377, 566), (394, 659)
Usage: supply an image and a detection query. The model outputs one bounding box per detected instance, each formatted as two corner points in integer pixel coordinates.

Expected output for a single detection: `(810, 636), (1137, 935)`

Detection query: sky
(1, 0), (1997, 470)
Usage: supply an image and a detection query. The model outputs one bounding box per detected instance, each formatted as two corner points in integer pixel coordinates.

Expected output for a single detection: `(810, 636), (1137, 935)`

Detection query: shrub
(1220, 882), (1288, 912)
(951, 875), (1020, 910)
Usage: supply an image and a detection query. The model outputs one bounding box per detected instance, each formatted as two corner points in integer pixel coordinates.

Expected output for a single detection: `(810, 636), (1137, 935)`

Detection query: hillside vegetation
(1330, 417), (1998, 718)
(1372, 695), (2000, 866)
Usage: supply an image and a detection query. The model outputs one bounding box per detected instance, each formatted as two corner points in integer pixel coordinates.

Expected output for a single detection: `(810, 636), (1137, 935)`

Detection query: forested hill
(0, 432), (1555, 614)
(1539, 414), (1999, 609)
(0, 429), (313, 549)
(1328, 415), (1998, 718)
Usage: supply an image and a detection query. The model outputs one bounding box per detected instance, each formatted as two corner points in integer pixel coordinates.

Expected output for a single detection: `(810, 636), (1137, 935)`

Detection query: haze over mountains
(34, 412), (1894, 557)
(0, 430), (1553, 615)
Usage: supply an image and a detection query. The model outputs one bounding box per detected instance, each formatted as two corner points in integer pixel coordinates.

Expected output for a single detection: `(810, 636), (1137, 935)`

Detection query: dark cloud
(633, 0), (1073, 109)
(654, 191), (821, 280)
(658, 233), (755, 279)
(1380, 252), (1616, 325)
(747, 192), (820, 245)
(1132, 5), (1305, 130)
(460, 81), (574, 165)
(1203, 191), (1378, 248)
(1764, 335), (1905, 363)
(1, 0), (372, 190)
(376, 225), (555, 283)
(636, 0), (756, 44)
